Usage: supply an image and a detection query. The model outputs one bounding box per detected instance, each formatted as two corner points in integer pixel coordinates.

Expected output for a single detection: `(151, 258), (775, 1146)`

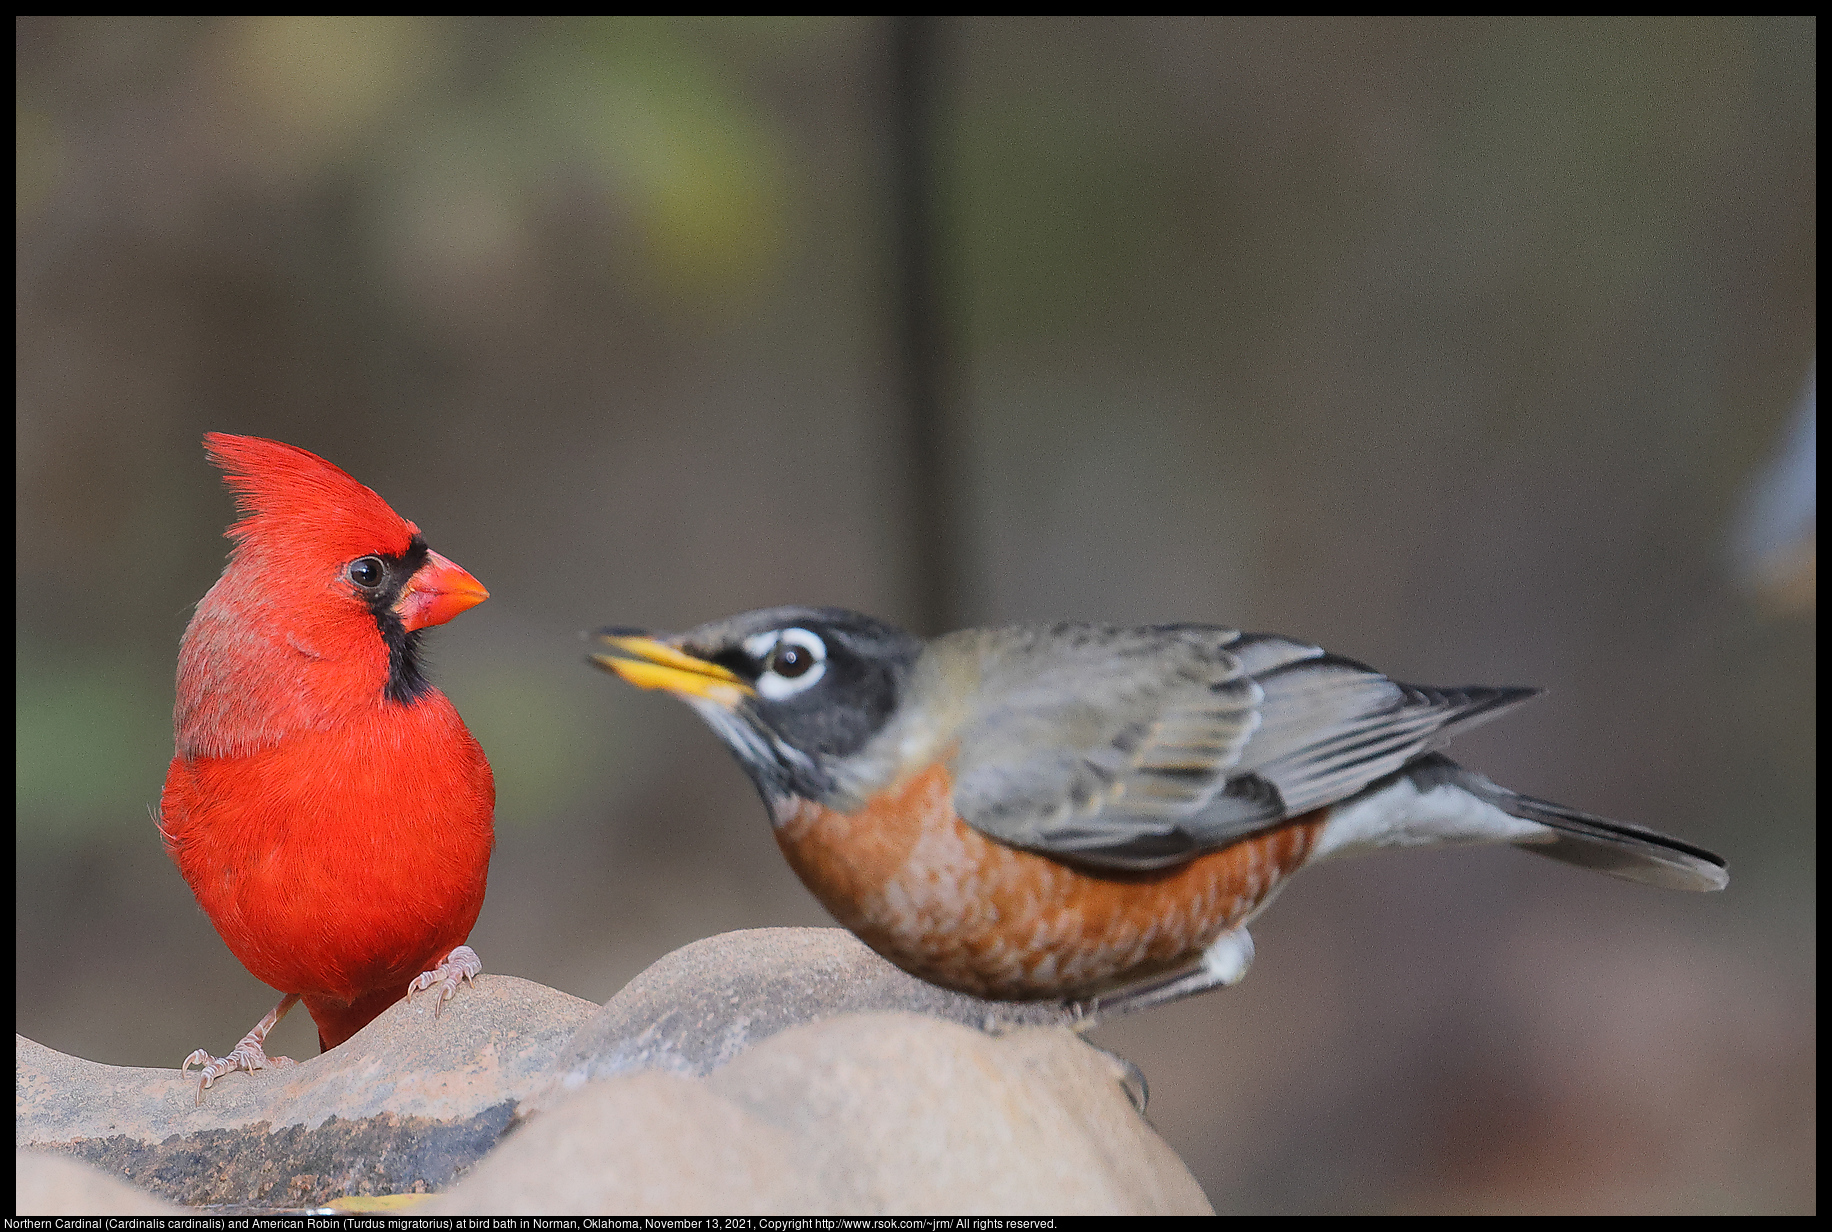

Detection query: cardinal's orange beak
(395, 549), (489, 631)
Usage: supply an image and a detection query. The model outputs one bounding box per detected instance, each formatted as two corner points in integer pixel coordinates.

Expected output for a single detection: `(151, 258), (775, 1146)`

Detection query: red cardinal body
(160, 434), (495, 1095)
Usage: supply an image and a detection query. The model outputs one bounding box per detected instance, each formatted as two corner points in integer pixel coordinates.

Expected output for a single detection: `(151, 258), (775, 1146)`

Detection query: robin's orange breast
(772, 761), (1326, 1000)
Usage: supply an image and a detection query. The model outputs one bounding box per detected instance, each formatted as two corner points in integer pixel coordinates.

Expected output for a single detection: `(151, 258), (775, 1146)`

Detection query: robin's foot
(181, 993), (301, 1105)
(406, 944), (481, 1018)
(1090, 1045), (1151, 1114)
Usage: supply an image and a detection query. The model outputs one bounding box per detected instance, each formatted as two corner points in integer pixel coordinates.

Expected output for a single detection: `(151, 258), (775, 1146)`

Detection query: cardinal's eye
(347, 557), (385, 589)
(746, 627), (829, 700)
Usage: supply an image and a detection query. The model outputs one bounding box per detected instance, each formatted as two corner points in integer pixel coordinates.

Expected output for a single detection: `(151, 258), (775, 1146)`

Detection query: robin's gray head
(589, 606), (924, 804)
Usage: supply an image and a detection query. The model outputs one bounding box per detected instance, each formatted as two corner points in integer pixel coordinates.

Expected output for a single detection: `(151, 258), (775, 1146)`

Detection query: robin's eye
(747, 627), (828, 700)
(770, 644), (813, 678)
(347, 557), (385, 589)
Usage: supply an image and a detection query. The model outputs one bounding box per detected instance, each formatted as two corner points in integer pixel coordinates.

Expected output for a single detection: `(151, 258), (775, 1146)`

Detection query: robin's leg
(181, 992), (301, 1104)
(1084, 926), (1256, 1020)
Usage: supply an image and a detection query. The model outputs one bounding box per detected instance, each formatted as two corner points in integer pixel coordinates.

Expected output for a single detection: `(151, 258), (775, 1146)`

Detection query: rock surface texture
(537, 924), (1079, 1094)
(16, 976), (598, 1208)
(16, 928), (1212, 1215)
(16, 1149), (184, 1216)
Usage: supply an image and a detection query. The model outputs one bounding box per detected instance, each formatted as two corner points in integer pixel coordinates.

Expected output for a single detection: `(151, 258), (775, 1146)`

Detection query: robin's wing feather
(950, 626), (1540, 871)
(951, 626), (1272, 868)
(1238, 653), (1538, 815)
(952, 627), (1297, 865)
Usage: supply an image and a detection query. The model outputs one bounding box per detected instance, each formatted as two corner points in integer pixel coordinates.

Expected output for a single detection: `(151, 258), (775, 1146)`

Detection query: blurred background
(15, 16), (1814, 1214)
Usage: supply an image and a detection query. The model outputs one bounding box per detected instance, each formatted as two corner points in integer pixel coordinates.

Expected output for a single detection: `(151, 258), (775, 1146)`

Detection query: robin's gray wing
(1234, 637), (1538, 815)
(946, 625), (1264, 868)
(950, 627), (1537, 871)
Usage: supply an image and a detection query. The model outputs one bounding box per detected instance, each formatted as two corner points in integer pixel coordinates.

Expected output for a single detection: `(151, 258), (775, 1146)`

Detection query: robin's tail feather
(1403, 754), (1729, 893)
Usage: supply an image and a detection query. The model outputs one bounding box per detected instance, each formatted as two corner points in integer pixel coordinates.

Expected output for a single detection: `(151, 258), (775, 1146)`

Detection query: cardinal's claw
(180, 1039), (297, 1104)
(180, 993), (301, 1105)
(407, 945), (482, 1018)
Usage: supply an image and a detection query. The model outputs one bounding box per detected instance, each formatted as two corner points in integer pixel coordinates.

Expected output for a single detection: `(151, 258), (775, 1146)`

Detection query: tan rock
(17, 934), (1209, 1214)
(16, 1149), (182, 1215)
(16, 975), (596, 1208)
(427, 1070), (820, 1215)
(540, 927), (1077, 1099)
(435, 1011), (1212, 1215)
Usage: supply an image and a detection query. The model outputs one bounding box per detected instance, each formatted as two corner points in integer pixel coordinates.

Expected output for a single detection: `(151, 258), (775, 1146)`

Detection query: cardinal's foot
(181, 993), (301, 1105)
(407, 944), (481, 1018)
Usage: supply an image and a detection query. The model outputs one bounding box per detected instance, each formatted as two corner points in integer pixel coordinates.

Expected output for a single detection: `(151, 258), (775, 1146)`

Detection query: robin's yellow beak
(589, 631), (754, 708)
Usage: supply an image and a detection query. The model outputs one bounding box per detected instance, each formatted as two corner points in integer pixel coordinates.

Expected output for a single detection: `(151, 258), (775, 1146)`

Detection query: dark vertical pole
(889, 15), (958, 637)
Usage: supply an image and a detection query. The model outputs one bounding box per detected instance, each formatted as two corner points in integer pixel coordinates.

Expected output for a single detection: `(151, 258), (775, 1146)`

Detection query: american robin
(589, 608), (1726, 1016)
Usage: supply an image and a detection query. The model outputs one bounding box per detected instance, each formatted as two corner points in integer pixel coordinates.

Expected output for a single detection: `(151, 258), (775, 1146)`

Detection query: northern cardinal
(160, 433), (495, 1100)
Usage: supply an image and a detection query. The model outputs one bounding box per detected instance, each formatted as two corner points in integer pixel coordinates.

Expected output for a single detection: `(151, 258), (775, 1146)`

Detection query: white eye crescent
(747, 627), (827, 700)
